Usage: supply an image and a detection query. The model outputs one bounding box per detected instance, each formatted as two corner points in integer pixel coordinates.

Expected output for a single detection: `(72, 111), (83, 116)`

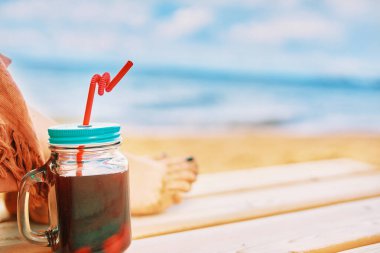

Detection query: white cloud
(155, 7), (214, 39)
(326, 0), (375, 19)
(68, 2), (150, 28)
(0, 27), (50, 52)
(229, 13), (344, 45)
(0, 0), (150, 59)
(0, 0), (150, 28)
(0, 0), (378, 78)
(179, 0), (300, 9)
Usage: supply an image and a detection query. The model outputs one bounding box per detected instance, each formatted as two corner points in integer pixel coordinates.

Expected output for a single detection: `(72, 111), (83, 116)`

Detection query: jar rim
(49, 140), (121, 150)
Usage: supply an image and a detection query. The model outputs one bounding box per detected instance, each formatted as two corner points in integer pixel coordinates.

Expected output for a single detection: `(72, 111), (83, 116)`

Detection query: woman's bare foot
(4, 154), (197, 222)
(129, 154), (198, 215)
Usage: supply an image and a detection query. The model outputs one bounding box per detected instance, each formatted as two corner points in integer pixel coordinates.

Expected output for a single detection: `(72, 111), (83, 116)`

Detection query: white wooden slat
(5, 169), (380, 248)
(132, 172), (380, 239)
(0, 221), (48, 248)
(0, 194), (11, 222)
(188, 159), (376, 198)
(0, 242), (49, 253)
(1, 159), (377, 251)
(129, 197), (380, 253)
(2, 159), (372, 221)
(342, 243), (380, 253)
(0, 221), (20, 247)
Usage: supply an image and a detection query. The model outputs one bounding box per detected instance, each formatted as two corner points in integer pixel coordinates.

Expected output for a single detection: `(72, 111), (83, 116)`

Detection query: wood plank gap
(134, 194), (380, 240)
(187, 159), (377, 198)
(303, 235), (380, 253)
(132, 173), (380, 239)
(341, 241), (380, 253)
(129, 197), (380, 253)
(187, 170), (378, 200)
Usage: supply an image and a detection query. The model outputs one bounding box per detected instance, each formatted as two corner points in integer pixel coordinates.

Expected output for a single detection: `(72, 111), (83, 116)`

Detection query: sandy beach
(123, 132), (380, 173)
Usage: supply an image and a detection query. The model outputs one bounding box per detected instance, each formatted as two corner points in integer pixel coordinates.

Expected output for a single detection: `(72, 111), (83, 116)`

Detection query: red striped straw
(76, 145), (84, 176)
(77, 60), (133, 175)
(82, 60), (133, 125)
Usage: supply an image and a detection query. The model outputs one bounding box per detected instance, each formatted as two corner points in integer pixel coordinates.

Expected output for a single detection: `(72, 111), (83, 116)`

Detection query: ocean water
(10, 60), (380, 135)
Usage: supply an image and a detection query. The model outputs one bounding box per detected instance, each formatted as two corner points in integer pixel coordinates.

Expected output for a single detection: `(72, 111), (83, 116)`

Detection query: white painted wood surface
(188, 159), (376, 198)
(129, 197), (380, 253)
(133, 172), (380, 238)
(1, 159), (378, 252)
(342, 243), (380, 253)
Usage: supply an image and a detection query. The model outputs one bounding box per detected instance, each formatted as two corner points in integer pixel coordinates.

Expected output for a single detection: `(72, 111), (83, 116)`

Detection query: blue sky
(0, 0), (379, 77)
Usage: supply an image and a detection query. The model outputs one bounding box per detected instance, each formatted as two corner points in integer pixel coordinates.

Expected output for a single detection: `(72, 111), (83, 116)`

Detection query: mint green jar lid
(48, 123), (121, 145)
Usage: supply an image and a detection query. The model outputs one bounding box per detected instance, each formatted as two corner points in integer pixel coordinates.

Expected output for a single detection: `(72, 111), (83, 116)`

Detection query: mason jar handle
(17, 166), (50, 246)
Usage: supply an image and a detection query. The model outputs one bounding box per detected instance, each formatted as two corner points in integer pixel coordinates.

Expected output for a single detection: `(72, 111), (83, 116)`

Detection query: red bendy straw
(76, 145), (84, 176)
(82, 60), (133, 125)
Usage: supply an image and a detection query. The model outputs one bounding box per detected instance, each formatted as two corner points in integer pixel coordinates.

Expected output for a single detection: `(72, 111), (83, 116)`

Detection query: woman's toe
(166, 157), (198, 174)
(166, 180), (192, 192)
(172, 192), (183, 204)
(167, 170), (197, 183)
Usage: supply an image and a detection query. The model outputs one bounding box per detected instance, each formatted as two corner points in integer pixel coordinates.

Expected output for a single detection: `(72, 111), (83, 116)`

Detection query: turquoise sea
(10, 59), (380, 134)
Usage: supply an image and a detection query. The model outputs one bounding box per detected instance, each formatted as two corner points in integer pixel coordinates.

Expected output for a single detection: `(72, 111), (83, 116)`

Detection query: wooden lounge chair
(1, 158), (380, 252)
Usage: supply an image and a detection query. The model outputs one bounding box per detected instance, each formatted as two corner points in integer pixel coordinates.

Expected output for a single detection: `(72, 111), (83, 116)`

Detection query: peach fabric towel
(0, 54), (50, 222)
(0, 54), (43, 187)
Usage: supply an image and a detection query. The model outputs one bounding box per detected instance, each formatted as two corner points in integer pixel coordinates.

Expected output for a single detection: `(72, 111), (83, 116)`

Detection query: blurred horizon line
(9, 55), (380, 89)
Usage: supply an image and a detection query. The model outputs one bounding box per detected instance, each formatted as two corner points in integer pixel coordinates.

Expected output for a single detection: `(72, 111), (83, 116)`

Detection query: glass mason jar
(17, 123), (131, 253)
